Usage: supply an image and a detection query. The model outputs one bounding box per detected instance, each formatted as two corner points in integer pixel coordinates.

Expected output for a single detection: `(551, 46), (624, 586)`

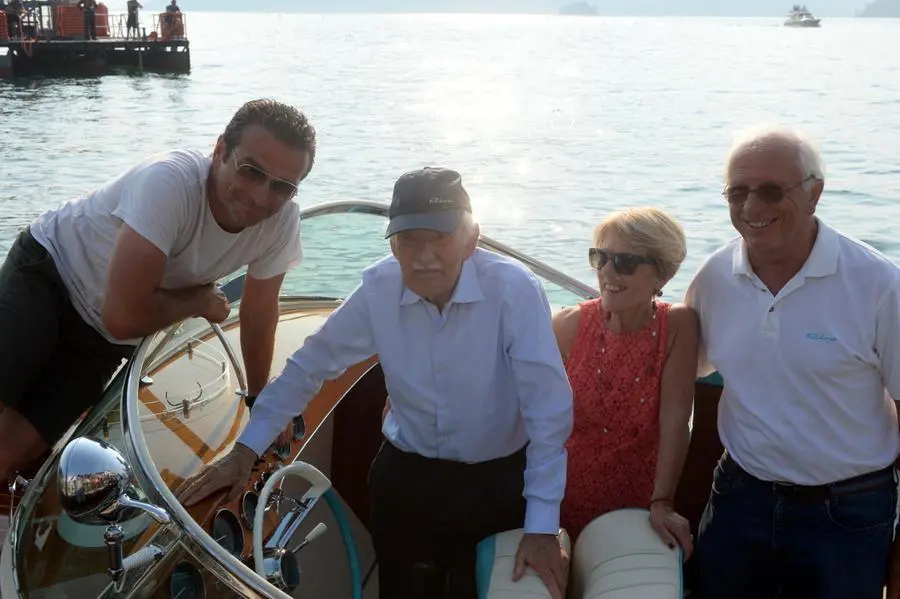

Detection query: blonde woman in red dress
(553, 207), (698, 559)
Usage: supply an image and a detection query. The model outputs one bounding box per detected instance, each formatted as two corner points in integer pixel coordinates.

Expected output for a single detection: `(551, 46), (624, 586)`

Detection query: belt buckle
(772, 481), (795, 494)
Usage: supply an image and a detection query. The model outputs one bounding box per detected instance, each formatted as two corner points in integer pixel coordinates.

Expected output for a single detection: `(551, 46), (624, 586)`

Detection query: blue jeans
(694, 453), (897, 599)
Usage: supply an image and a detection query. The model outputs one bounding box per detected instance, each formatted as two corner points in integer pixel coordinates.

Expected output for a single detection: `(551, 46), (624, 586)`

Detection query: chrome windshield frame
(296, 199), (599, 302)
(120, 199), (597, 598)
(122, 330), (296, 599)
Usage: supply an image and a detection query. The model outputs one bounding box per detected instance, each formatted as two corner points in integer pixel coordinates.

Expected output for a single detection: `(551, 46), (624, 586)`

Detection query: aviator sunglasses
(722, 175), (816, 205)
(589, 248), (656, 276)
(231, 153), (300, 199)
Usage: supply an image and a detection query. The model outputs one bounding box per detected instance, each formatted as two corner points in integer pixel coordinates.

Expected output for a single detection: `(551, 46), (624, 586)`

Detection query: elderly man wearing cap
(177, 167), (574, 599)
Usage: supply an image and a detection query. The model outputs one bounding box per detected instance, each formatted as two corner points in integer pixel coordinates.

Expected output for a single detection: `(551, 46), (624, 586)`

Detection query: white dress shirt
(237, 247), (574, 535)
(685, 219), (900, 485)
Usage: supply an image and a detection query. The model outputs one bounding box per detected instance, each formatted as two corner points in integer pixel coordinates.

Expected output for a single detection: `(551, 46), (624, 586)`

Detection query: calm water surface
(1, 13), (898, 303)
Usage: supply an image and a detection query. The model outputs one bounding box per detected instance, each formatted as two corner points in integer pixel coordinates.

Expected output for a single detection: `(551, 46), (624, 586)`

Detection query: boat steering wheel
(252, 460), (363, 598)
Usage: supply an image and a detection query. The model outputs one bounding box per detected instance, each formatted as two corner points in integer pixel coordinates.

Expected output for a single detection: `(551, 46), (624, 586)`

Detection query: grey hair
(726, 125), (825, 191)
(459, 212), (478, 241)
(387, 212), (478, 249)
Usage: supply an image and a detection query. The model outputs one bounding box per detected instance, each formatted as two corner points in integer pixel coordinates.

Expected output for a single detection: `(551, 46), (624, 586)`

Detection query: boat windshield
(281, 200), (597, 309)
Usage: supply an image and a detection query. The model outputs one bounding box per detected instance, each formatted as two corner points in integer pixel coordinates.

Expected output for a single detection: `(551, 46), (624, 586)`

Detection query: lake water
(1, 13), (898, 304)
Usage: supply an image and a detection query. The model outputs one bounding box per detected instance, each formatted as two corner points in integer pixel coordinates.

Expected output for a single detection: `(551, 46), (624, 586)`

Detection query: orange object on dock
(54, 5), (82, 38)
(53, 3), (110, 39)
(95, 3), (109, 38)
(158, 11), (184, 40)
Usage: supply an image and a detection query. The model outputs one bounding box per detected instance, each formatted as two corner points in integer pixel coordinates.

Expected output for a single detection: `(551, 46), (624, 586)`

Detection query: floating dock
(1, 1), (190, 78)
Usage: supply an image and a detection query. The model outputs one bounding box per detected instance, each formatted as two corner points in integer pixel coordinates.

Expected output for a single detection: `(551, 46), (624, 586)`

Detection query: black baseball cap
(384, 167), (472, 239)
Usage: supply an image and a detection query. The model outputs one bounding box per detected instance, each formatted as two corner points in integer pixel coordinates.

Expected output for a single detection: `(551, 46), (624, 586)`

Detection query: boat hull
(784, 20), (821, 27)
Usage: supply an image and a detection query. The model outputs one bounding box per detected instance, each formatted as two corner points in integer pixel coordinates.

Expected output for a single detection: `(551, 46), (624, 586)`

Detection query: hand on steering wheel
(174, 443), (257, 507)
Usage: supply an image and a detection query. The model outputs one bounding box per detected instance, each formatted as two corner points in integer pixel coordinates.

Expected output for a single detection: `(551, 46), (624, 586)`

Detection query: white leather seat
(476, 528), (572, 598)
(570, 509), (682, 599)
(476, 509), (682, 599)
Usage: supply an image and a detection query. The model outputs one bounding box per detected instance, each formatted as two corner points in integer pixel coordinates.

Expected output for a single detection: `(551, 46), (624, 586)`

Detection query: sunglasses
(722, 175), (815, 205)
(231, 153), (299, 199)
(589, 248), (656, 276)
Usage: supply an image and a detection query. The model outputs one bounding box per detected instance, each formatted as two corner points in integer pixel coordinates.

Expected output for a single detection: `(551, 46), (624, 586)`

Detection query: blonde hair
(591, 207), (687, 281)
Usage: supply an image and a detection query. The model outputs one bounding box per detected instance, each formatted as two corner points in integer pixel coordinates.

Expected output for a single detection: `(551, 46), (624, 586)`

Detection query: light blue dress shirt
(237, 247), (574, 534)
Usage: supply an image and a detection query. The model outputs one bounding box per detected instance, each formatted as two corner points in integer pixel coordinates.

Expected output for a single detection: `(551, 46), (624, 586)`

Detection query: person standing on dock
(686, 126), (900, 599)
(3, 0), (24, 40)
(77, 0), (97, 40)
(0, 99), (316, 502)
(164, 0), (179, 25)
(126, 0), (142, 39)
(163, 0), (181, 38)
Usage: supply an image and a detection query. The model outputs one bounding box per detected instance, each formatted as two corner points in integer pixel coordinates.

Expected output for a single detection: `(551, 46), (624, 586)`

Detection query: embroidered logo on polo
(805, 332), (837, 342)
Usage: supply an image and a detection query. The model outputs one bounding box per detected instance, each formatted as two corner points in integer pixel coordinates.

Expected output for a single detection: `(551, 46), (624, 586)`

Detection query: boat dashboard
(0, 297), (378, 598)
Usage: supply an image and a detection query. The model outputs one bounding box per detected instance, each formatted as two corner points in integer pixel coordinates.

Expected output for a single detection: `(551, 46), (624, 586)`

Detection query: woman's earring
(655, 289), (663, 297)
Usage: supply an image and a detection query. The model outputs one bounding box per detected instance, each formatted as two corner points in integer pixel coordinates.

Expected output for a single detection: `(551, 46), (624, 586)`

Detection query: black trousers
(368, 440), (527, 599)
(83, 11), (96, 40)
(6, 14), (20, 38)
(0, 228), (133, 445)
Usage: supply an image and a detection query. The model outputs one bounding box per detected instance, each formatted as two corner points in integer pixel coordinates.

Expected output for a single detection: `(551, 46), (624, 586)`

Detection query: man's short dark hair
(222, 98), (317, 180)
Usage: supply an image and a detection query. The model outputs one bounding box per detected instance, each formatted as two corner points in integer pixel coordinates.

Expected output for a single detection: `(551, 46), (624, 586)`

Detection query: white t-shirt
(30, 149), (303, 346)
(685, 219), (900, 485)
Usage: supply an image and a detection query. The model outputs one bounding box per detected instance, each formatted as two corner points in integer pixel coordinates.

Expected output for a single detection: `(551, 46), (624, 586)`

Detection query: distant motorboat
(784, 4), (821, 26)
(558, 1), (599, 16)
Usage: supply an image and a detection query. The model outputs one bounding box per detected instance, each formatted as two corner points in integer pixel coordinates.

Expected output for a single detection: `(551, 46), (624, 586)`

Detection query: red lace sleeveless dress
(560, 298), (671, 542)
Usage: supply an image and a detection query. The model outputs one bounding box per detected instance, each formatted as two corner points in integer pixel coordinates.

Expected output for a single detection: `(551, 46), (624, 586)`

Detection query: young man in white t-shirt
(0, 98), (316, 486)
(685, 126), (900, 599)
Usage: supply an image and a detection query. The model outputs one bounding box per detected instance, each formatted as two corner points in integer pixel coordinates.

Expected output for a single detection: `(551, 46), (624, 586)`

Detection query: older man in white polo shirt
(684, 126), (900, 599)
(177, 167), (573, 599)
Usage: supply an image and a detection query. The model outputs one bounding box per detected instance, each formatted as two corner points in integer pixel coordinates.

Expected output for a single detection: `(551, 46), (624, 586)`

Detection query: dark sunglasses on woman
(589, 248), (656, 276)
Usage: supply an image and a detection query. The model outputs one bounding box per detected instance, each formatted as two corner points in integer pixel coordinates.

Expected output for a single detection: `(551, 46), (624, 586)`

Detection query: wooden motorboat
(0, 199), (728, 598)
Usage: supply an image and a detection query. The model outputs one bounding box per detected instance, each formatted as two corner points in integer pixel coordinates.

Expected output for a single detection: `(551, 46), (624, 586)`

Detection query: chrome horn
(57, 436), (170, 590)
(58, 436), (170, 525)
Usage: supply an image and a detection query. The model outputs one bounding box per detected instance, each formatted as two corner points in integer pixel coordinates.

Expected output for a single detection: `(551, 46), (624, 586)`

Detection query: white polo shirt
(685, 219), (900, 485)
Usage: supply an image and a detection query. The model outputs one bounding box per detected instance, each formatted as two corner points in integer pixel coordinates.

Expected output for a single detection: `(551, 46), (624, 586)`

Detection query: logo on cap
(384, 167), (471, 238)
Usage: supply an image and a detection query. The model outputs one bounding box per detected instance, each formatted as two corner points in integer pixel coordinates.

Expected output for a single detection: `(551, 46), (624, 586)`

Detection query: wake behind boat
(784, 4), (822, 26)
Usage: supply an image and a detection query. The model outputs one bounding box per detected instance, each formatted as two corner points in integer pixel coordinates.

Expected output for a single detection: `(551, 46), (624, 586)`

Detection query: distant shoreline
(857, 0), (900, 16)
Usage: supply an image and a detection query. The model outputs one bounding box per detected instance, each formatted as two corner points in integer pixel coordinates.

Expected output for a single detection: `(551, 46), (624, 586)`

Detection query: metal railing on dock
(99, 12), (188, 41)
